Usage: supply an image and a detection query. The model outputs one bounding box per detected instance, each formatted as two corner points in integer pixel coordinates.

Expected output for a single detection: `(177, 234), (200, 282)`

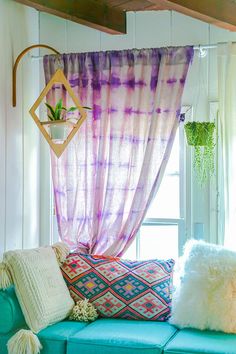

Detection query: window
(124, 108), (190, 261)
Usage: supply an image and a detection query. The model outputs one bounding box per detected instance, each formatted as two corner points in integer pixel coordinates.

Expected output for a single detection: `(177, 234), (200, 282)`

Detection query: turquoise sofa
(1, 288), (236, 354)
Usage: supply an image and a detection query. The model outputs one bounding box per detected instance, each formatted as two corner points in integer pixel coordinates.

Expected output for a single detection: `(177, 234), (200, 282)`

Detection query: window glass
(124, 239), (137, 260)
(139, 225), (179, 260)
(145, 175), (179, 219)
(145, 131), (180, 219)
(123, 126), (183, 261)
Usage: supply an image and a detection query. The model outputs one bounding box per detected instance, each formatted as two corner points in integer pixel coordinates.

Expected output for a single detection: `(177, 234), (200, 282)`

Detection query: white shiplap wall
(39, 10), (236, 246)
(0, 0), (40, 256)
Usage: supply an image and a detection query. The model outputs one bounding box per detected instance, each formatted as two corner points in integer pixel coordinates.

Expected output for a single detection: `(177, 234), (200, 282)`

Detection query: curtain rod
(30, 44), (218, 60)
(193, 44), (217, 50)
(193, 44), (217, 58)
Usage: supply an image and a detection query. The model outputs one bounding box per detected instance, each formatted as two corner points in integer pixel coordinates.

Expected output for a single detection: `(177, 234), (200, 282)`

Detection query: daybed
(1, 287), (236, 354)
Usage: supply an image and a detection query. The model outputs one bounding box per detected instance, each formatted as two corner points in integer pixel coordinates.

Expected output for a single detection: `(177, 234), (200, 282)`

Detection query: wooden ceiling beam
(14, 0), (126, 34)
(149, 0), (236, 31)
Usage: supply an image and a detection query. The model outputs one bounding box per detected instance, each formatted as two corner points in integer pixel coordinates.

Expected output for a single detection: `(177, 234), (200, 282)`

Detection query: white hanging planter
(41, 120), (75, 145)
(49, 123), (68, 141)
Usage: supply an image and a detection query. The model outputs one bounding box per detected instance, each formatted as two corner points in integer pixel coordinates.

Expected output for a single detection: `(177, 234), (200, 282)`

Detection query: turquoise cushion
(68, 318), (178, 354)
(0, 332), (14, 354)
(38, 321), (88, 354)
(0, 327), (28, 354)
(0, 321), (88, 354)
(0, 287), (26, 334)
(164, 328), (236, 354)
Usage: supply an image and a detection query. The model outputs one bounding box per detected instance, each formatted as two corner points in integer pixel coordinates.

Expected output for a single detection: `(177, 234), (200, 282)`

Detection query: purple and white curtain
(44, 46), (193, 256)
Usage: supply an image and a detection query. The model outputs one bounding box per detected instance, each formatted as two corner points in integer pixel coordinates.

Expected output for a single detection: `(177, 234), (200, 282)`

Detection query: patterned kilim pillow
(61, 253), (175, 321)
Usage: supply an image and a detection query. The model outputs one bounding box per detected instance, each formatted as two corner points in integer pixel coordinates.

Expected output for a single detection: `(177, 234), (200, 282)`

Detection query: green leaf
(48, 115), (55, 121)
(67, 106), (77, 112)
(184, 121), (215, 186)
(45, 102), (56, 118)
(82, 106), (92, 110)
(55, 98), (63, 111)
(55, 99), (63, 119)
(56, 109), (63, 120)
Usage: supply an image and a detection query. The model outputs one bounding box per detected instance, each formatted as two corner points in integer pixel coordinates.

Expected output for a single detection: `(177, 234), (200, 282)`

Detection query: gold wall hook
(12, 44), (60, 107)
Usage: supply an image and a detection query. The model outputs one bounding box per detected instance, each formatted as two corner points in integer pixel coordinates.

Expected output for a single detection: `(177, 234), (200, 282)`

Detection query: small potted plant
(44, 99), (91, 141)
(44, 98), (78, 140)
(184, 121), (216, 185)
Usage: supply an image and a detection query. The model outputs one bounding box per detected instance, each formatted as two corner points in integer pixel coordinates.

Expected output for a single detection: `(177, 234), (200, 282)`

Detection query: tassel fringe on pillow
(7, 329), (42, 354)
(0, 262), (13, 289)
(52, 242), (70, 265)
(69, 299), (98, 322)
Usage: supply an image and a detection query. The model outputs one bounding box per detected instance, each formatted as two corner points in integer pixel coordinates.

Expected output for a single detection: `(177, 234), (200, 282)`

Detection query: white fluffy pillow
(170, 240), (236, 333)
(4, 246), (74, 333)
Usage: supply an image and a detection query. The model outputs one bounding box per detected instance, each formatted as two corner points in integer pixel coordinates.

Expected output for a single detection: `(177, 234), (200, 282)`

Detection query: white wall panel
(0, 0), (39, 256)
(5, 2), (25, 251)
(135, 11), (171, 48)
(67, 21), (101, 53)
(101, 12), (135, 50)
(208, 26), (236, 100)
(39, 13), (67, 53)
(0, 0), (7, 256)
(210, 25), (236, 44)
(172, 12), (209, 46)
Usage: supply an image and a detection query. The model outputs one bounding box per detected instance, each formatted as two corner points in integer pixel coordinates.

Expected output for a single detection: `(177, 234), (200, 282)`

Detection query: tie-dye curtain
(43, 46), (193, 256)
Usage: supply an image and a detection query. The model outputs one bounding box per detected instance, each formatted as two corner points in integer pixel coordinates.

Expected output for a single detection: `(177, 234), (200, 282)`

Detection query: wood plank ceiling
(102, 0), (168, 11)
(15, 0), (236, 34)
(105, 0), (236, 31)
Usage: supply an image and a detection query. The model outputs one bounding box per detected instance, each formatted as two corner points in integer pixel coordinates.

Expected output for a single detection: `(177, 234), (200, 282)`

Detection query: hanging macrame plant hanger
(183, 52), (216, 186)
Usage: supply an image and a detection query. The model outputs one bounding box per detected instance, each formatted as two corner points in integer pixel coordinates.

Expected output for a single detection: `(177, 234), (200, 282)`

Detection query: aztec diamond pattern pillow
(61, 253), (175, 321)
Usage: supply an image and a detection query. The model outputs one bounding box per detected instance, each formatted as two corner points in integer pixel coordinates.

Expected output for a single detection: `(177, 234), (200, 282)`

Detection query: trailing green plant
(45, 98), (91, 121)
(184, 121), (216, 186)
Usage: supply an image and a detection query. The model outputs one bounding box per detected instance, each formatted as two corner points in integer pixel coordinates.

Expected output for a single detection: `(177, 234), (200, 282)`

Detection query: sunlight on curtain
(44, 46), (193, 256)
(218, 43), (236, 249)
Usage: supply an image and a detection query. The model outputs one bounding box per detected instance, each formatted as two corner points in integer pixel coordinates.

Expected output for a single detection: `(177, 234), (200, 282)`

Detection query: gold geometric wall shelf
(29, 69), (87, 158)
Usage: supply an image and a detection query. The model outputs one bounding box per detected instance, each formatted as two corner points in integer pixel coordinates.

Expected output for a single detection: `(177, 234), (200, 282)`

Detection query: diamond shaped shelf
(29, 69), (87, 158)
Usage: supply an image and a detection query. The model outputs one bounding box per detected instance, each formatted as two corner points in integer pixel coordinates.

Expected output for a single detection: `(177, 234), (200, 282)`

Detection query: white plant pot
(49, 124), (68, 141)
